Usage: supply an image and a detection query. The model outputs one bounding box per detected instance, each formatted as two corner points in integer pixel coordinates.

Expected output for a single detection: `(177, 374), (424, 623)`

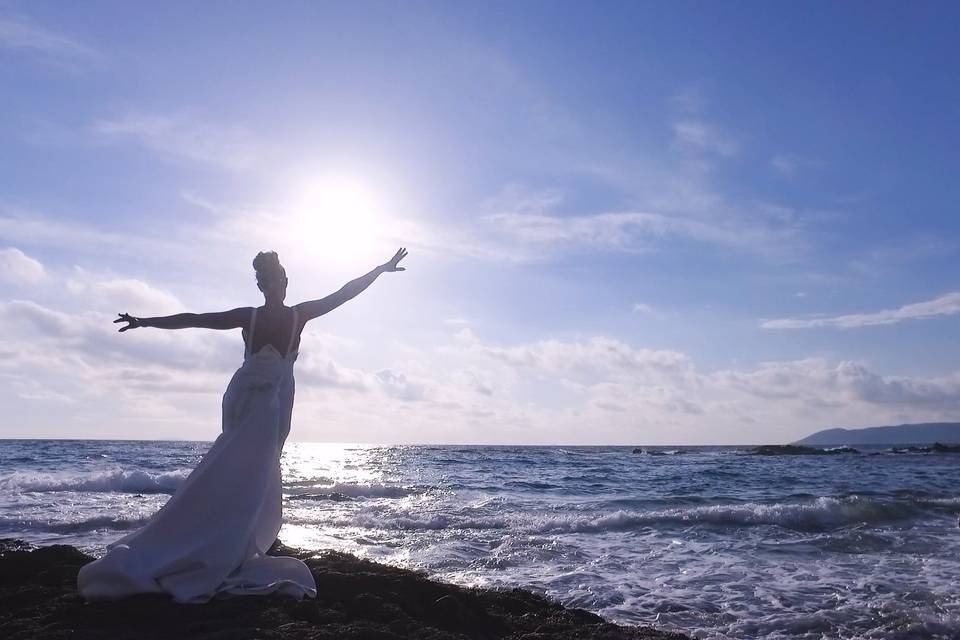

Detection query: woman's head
(253, 251), (287, 302)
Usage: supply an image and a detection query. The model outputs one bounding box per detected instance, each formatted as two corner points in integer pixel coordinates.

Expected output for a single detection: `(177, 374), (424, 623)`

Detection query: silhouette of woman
(77, 248), (408, 603)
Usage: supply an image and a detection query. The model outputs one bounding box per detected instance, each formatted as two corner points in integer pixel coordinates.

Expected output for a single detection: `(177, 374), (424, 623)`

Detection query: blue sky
(1, 1), (959, 444)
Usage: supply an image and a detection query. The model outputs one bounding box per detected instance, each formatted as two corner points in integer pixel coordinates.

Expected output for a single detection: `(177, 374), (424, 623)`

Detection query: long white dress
(78, 307), (317, 603)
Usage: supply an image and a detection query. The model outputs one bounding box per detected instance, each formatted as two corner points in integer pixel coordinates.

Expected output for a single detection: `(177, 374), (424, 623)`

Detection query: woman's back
(243, 306), (301, 358)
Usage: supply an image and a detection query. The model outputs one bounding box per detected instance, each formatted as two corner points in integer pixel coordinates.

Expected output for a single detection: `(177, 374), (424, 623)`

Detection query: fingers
(389, 248), (408, 271)
(115, 312), (135, 331)
(384, 248), (408, 272)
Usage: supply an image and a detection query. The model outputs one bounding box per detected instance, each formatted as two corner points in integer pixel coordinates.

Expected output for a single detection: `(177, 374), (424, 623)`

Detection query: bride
(78, 248), (408, 603)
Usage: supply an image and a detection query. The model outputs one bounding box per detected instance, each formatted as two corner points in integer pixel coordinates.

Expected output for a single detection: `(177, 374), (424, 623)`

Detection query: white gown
(78, 307), (317, 603)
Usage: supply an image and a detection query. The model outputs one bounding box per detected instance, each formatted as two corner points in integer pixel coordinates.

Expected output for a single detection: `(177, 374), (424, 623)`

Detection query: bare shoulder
(290, 303), (309, 325)
(212, 306), (255, 329)
(228, 306), (256, 320)
(291, 301), (311, 317)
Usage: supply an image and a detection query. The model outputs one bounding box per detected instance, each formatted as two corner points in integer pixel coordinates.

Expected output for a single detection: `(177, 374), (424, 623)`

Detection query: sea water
(1, 440), (958, 639)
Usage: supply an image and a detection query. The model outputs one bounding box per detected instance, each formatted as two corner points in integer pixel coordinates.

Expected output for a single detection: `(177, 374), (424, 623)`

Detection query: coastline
(0, 538), (688, 640)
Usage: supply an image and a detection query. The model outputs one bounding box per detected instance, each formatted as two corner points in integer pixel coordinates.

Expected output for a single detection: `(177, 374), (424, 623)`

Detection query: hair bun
(253, 251), (284, 280)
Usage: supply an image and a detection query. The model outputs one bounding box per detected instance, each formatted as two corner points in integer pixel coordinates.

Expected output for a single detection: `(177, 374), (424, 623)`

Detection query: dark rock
(891, 442), (960, 454)
(931, 442), (960, 453)
(751, 445), (860, 456)
(0, 539), (688, 640)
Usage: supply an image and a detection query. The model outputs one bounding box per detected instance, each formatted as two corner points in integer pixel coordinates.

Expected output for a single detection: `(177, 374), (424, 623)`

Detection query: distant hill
(795, 422), (960, 446)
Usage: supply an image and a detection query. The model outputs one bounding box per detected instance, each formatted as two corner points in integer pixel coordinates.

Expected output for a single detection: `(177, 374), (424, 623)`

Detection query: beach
(0, 538), (687, 639)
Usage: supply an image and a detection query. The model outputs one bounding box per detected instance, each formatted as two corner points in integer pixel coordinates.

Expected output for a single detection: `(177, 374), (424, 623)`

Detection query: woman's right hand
(379, 248), (408, 273)
(114, 313), (143, 332)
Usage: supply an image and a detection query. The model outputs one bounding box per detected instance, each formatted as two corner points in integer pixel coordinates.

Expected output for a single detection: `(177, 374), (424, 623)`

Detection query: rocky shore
(0, 538), (688, 640)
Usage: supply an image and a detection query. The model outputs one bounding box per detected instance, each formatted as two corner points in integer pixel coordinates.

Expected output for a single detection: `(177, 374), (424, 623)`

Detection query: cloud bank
(3, 248), (959, 444)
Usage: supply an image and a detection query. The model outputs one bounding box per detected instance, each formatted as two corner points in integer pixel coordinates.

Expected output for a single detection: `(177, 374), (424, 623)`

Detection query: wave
(352, 513), (454, 530)
(916, 496), (960, 514)
(504, 481), (563, 490)
(286, 477), (335, 487)
(287, 492), (354, 502)
(632, 449), (689, 456)
(0, 468), (189, 494)
(528, 496), (923, 534)
(284, 482), (415, 499)
(319, 495), (947, 534)
(0, 514), (149, 534)
(48, 515), (150, 534)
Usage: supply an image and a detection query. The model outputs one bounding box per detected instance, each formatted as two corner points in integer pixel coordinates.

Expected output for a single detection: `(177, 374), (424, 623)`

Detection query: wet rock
(891, 442), (960, 454)
(751, 445), (860, 456)
(931, 442), (960, 453)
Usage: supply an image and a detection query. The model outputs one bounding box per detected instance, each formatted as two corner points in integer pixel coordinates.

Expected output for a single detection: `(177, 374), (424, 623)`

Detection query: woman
(77, 248), (408, 603)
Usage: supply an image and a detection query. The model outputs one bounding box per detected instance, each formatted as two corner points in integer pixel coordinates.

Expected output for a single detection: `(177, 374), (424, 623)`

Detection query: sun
(287, 173), (393, 264)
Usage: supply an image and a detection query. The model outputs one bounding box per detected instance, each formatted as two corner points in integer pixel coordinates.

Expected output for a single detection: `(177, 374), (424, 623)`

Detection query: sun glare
(288, 173), (394, 264)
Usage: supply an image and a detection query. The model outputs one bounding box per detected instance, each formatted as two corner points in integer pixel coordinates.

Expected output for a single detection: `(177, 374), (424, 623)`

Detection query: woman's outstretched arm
(297, 248), (407, 322)
(114, 307), (251, 332)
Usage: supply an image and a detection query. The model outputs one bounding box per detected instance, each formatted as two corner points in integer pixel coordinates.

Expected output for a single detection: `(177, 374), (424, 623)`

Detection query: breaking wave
(0, 514), (149, 534)
(0, 468), (189, 494)
(531, 496), (927, 533)
(324, 495), (941, 534)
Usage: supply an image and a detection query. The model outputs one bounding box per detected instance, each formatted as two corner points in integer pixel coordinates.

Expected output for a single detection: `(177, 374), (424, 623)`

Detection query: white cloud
(630, 302), (671, 321)
(65, 269), (184, 315)
(761, 292), (960, 329)
(296, 352), (373, 392)
(0, 247), (45, 285)
(476, 335), (693, 379)
(483, 208), (799, 260)
(375, 369), (426, 401)
(672, 119), (738, 156)
(3, 299), (76, 337)
(0, 208), (179, 258)
(456, 182), (809, 264)
(771, 153), (821, 176)
(3, 287), (960, 443)
(93, 113), (257, 171)
(0, 16), (98, 63)
(444, 332), (960, 443)
(713, 358), (960, 413)
(671, 87), (708, 114)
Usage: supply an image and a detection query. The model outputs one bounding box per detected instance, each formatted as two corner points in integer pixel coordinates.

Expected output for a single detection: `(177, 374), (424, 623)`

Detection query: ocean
(1, 440), (958, 639)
